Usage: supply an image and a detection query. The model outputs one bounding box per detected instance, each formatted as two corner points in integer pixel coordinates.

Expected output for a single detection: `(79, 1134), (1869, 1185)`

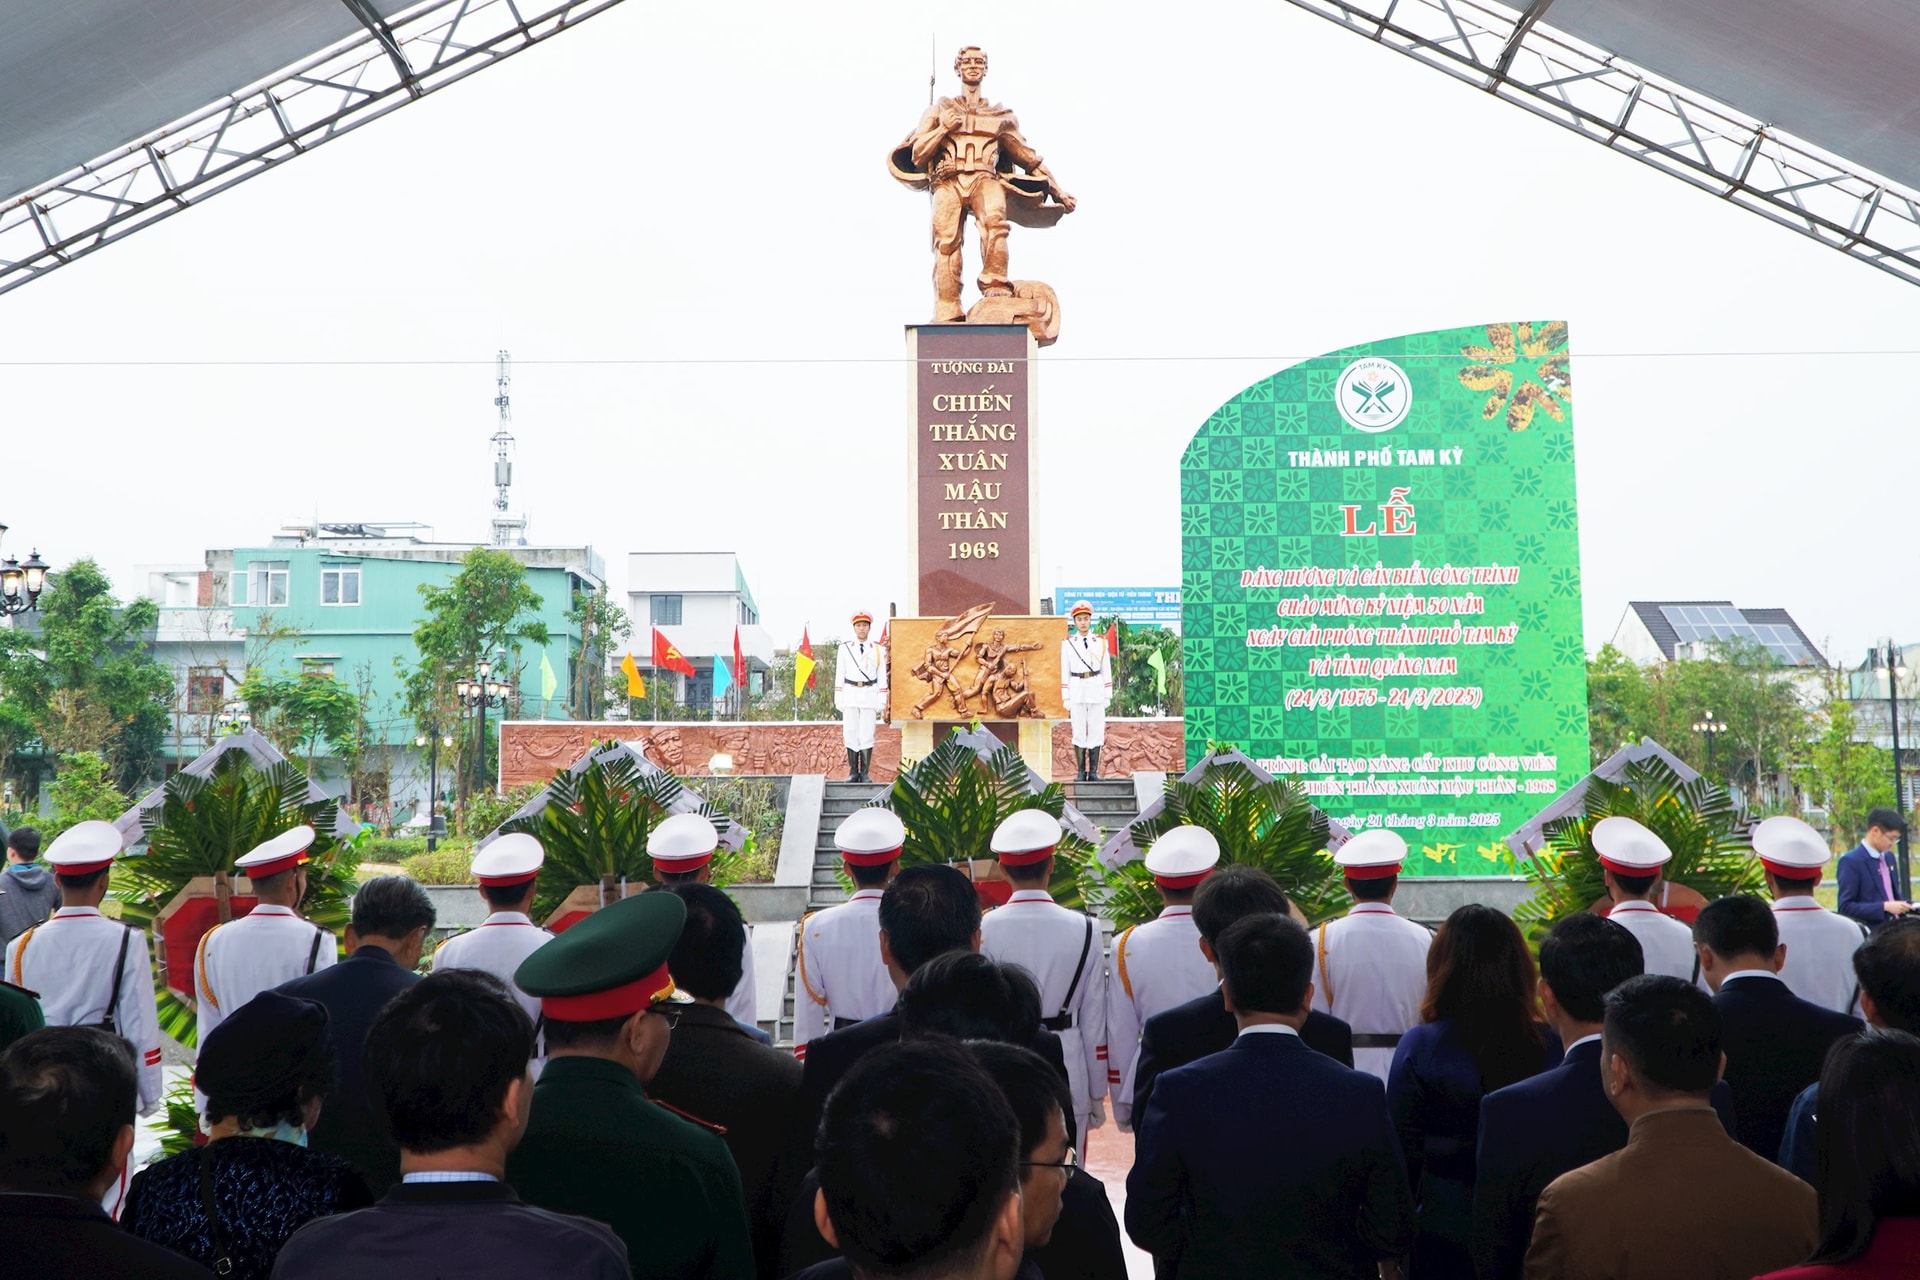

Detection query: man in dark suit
(275, 873), (435, 1197)
(1837, 807), (1911, 930)
(272, 969), (629, 1279)
(1132, 866), (1351, 1126)
(648, 885), (800, 1279)
(1127, 912), (1413, 1279)
(1522, 975), (1816, 1278)
(0, 1026), (211, 1278)
(1473, 914), (1739, 1280)
(1696, 894), (1861, 1162)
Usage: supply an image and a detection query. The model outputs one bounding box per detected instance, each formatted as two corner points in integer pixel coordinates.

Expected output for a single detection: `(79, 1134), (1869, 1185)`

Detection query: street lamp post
(414, 731), (453, 851)
(455, 657), (512, 800)
(215, 701), (253, 736)
(1884, 641), (1911, 900)
(0, 523), (50, 616)
(1691, 708), (1729, 778)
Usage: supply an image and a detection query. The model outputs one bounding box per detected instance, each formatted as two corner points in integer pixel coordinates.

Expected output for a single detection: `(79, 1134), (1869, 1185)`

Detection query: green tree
(1107, 618), (1183, 718)
(42, 751), (131, 839)
(0, 559), (173, 790)
(566, 586), (632, 722)
(239, 671), (361, 776)
(1794, 672), (1893, 846)
(749, 637), (842, 721)
(404, 549), (550, 810)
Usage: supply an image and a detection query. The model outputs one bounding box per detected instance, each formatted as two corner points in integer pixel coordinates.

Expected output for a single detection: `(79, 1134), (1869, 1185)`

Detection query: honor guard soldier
(648, 813), (759, 1032)
(1060, 601), (1113, 781)
(980, 809), (1109, 1136)
(431, 832), (555, 1071)
(793, 808), (905, 1057)
(509, 891), (755, 1280)
(196, 824), (336, 1046)
(1107, 826), (1221, 1129)
(1311, 829), (1433, 1081)
(1754, 814), (1868, 1013)
(1592, 815), (1701, 984)
(835, 612), (888, 783)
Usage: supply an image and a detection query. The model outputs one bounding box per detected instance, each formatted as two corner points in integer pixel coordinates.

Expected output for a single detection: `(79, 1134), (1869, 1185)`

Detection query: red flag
(878, 619), (890, 647)
(733, 627), (746, 695)
(1106, 619), (1121, 657)
(799, 627), (817, 689)
(653, 627), (696, 678)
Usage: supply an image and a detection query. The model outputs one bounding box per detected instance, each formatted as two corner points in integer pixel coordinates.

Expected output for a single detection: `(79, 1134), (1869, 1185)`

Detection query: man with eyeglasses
(509, 891), (754, 1279)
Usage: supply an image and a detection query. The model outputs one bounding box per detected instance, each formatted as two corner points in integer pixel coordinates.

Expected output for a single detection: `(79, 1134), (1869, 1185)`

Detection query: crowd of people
(0, 802), (1916, 1280)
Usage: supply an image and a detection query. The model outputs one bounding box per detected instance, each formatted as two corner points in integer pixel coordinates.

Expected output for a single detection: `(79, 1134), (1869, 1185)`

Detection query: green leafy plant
(1087, 753), (1346, 929)
(153, 1078), (201, 1162)
(459, 783), (541, 840)
(42, 751), (131, 840)
(499, 753), (738, 920)
(880, 732), (1092, 908)
(115, 752), (362, 1045)
(1515, 758), (1762, 933)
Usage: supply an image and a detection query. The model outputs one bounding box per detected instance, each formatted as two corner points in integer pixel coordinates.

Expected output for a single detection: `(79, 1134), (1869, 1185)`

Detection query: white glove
(1085, 1097), (1107, 1131)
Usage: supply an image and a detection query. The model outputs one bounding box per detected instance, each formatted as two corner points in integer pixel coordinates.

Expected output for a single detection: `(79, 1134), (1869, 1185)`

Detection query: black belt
(1040, 1012), (1075, 1032)
(1352, 1033), (1404, 1049)
(846, 680), (876, 687)
(832, 1016), (863, 1031)
(1070, 671), (1099, 678)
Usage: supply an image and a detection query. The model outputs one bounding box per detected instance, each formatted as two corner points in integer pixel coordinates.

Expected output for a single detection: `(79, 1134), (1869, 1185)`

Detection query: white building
(1610, 601), (1826, 669)
(626, 552), (775, 714)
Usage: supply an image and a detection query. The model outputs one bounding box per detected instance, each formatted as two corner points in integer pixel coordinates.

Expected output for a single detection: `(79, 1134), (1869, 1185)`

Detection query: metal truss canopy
(1279, 0), (1920, 289)
(0, 0), (626, 297)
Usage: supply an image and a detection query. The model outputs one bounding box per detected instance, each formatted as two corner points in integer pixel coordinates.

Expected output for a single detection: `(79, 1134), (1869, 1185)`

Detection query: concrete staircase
(1063, 778), (1141, 845)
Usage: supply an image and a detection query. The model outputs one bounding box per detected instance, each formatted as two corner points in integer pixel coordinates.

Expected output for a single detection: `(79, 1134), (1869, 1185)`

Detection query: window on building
(186, 668), (225, 714)
(651, 594), (683, 626)
(298, 658), (336, 680)
(684, 667), (711, 714)
(247, 560), (289, 608)
(738, 601), (757, 626)
(320, 565), (361, 606)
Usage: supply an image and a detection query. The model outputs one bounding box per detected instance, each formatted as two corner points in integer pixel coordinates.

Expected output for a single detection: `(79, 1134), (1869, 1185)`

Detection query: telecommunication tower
(488, 349), (528, 546)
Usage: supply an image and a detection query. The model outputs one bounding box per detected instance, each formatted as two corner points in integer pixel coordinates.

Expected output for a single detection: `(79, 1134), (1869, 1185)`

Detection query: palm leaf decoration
(501, 753), (736, 921)
(1088, 755), (1347, 928)
(1515, 758), (1761, 933)
(115, 752), (361, 1046)
(879, 732), (1092, 909)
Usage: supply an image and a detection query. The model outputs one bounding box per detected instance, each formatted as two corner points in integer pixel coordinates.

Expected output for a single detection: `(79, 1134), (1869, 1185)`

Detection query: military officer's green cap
(515, 890), (687, 1022)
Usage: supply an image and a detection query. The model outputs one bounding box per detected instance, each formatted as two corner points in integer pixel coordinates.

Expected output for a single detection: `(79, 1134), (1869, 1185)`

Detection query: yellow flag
(794, 651), (817, 697)
(621, 652), (646, 697)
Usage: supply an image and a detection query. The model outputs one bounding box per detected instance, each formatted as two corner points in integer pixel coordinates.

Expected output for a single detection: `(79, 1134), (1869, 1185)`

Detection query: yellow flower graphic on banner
(1422, 841), (1461, 866)
(1459, 321), (1571, 431)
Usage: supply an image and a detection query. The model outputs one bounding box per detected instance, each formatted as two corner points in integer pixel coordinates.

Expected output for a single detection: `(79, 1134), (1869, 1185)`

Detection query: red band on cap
(842, 846), (903, 868)
(1760, 858), (1820, 880)
(1153, 868), (1213, 890)
(539, 962), (674, 1022)
(997, 844), (1056, 867)
(1342, 863), (1403, 881)
(245, 851), (309, 879)
(55, 858), (116, 877)
(475, 871), (539, 888)
(1597, 855), (1661, 877)
(652, 851), (715, 873)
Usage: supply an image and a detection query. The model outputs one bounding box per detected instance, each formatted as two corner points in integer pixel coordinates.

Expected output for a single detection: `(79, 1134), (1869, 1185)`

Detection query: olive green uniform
(0, 978), (43, 1052)
(509, 1056), (753, 1280)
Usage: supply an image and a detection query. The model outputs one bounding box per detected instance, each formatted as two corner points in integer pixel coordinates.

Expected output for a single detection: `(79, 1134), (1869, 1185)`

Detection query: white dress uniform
(646, 813), (759, 1029)
(4, 824), (164, 1114)
(432, 833), (556, 1075)
(1310, 830), (1433, 1082)
(1107, 826), (1222, 1129)
(979, 811), (1108, 1135)
(793, 808), (905, 1057)
(1754, 815), (1868, 1013)
(1059, 607), (1113, 754)
(835, 618), (889, 753)
(1593, 815), (1702, 986)
(195, 826), (336, 1046)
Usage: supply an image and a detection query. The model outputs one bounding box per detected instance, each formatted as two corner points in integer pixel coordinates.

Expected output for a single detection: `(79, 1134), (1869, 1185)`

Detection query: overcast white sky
(2, 0), (1914, 668)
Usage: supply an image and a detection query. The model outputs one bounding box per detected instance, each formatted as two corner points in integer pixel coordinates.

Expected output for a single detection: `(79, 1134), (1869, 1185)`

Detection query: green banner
(1180, 322), (1588, 876)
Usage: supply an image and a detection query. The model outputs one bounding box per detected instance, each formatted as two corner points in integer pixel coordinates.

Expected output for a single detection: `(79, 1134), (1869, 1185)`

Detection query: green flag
(1146, 647), (1168, 697)
(539, 651), (558, 701)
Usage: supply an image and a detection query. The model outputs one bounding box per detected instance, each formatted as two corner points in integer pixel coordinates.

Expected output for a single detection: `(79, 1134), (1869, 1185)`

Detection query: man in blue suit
(1836, 807), (1911, 930)
(1472, 914), (1738, 1280)
(1127, 912), (1412, 1279)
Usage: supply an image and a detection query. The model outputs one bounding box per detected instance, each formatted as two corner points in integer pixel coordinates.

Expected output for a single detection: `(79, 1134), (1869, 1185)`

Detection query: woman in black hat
(123, 990), (372, 1278)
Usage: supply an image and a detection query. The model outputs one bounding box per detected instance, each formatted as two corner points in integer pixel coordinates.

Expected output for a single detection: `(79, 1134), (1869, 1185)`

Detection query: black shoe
(1088, 747), (1101, 779)
(847, 749), (859, 780)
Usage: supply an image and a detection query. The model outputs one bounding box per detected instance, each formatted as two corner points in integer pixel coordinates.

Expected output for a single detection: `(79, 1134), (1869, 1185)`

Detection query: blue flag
(712, 654), (732, 702)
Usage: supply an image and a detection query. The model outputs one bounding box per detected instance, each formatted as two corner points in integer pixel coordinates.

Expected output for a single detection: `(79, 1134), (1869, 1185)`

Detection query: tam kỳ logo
(1335, 357), (1412, 433)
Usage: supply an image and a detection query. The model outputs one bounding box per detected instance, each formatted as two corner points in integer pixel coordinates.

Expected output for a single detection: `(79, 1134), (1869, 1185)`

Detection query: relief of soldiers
(910, 641), (969, 719)
(962, 627), (1043, 703)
